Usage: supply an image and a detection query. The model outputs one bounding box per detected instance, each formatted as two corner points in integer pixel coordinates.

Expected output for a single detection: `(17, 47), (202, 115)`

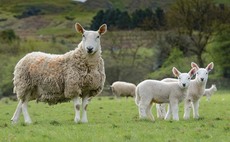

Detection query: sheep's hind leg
(81, 96), (91, 123)
(139, 99), (151, 120)
(11, 100), (23, 124)
(21, 100), (32, 124)
(146, 103), (155, 121)
(73, 96), (81, 123)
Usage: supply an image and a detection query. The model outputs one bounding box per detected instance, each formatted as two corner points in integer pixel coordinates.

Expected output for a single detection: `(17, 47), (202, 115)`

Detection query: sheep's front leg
(164, 104), (171, 120)
(81, 96), (91, 123)
(21, 100), (32, 124)
(170, 100), (179, 121)
(183, 99), (192, 120)
(192, 100), (200, 119)
(11, 100), (23, 124)
(73, 96), (81, 123)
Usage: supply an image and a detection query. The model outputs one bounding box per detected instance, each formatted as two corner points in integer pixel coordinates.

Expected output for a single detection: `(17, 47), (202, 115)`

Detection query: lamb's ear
(188, 67), (197, 77)
(75, 23), (85, 34)
(98, 24), (107, 35)
(206, 62), (214, 72)
(172, 67), (181, 77)
(191, 62), (199, 70)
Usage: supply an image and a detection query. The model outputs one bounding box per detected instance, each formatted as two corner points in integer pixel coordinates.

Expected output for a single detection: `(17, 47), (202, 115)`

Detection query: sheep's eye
(206, 72), (208, 74)
(178, 77), (181, 79)
(82, 34), (85, 38)
(97, 35), (100, 38)
(188, 77), (190, 80)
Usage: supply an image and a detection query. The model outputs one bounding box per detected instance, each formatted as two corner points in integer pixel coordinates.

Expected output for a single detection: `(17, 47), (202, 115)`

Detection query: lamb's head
(212, 84), (217, 91)
(75, 23), (107, 55)
(172, 67), (197, 89)
(191, 62), (214, 83)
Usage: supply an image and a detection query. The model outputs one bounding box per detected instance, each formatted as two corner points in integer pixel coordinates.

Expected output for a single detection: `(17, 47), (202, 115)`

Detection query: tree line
(90, 7), (166, 30)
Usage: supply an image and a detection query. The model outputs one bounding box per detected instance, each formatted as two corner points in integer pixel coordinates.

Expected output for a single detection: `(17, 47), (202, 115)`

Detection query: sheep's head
(212, 84), (217, 91)
(191, 62), (214, 83)
(75, 23), (107, 55)
(172, 67), (197, 89)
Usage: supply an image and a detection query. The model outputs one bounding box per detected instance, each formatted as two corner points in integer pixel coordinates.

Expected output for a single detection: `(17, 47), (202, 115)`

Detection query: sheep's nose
(182, 83), (186, 87)
(201, 78), (204, 82)
(87, 46), (93, 53)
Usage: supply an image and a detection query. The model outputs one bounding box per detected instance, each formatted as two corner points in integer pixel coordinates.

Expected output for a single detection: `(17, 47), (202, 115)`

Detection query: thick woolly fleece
(13, 41), (105, 105)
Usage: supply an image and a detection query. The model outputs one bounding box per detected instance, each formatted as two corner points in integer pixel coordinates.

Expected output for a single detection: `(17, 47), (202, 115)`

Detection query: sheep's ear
(188, 67), (197, 77)
(191, 62), (199, 70)
(75, 23), (85, 34)
(172, 67), (181, 77)
(98, 24), (107, 35)
(206, 62), (214, 72)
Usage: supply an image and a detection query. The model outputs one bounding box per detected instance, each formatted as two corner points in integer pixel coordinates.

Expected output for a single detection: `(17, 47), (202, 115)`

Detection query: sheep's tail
(135, 86), (140, 106)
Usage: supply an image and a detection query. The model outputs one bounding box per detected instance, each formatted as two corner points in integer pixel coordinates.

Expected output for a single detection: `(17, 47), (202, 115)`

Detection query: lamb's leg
(11, 100), (22, 124)
(161, 104), (167, 118)
(146, 103), (154, 121)
(21, 100), (32, 124)
(165, 104), (171, 120)
(157, 104), (166, 119)
(206, 94), (210, 102)
(171, 101), (179, 121)
(138, 100), (150, 120)
(73, 96), (81, 123)
(81, 96), (91, 123)
(183, 99), (192, 120)
(192, 100), (200, 119)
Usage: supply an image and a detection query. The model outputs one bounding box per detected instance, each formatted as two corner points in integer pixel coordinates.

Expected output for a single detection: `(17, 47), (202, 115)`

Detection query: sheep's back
(14, 52), (66, 102)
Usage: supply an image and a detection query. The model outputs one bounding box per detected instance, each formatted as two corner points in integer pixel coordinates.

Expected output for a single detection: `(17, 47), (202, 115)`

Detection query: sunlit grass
(0, 90), (229, 142)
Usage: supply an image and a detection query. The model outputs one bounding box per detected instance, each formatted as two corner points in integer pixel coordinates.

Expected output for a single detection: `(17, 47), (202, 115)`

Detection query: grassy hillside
(0, 90), (229, 141)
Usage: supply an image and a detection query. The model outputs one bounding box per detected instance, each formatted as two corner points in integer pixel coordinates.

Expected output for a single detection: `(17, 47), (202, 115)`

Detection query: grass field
(0, 91), (229, 142)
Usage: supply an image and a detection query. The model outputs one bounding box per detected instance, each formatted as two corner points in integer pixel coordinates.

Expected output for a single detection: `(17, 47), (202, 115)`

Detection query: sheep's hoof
(81, 120), (88, 123)
(74, 118), (81, 123)
(183, 116), (190, 120)
(25, 120), (32, 124)
(11, 119), (18, 124)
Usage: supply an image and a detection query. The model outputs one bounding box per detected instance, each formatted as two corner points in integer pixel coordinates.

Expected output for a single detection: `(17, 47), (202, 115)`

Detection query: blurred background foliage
(0, 0), (230, 98)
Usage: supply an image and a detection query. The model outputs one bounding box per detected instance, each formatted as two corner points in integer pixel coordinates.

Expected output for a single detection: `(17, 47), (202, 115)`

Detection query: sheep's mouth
(87, 50), (93, 54)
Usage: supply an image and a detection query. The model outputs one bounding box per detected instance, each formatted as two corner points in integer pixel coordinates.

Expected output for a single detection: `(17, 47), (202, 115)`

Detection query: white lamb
(11, 23), (107, 124)
(203, 84), (217, 101)
(135, 67), (196, 121)
(111, 81), (136, 98)
(158, 62), (214, 120)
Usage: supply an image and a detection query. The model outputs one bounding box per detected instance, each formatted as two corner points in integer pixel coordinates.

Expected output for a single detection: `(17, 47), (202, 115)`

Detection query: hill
(1, 0), (229, 38)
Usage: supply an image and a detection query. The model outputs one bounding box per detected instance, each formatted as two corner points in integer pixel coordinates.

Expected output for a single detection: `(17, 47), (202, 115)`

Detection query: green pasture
(0, 90), (229, 142)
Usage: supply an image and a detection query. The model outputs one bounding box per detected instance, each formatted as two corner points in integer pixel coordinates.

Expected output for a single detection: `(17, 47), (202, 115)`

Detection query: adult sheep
(11, 23), (107, 124)
(111, 81), (136, 98)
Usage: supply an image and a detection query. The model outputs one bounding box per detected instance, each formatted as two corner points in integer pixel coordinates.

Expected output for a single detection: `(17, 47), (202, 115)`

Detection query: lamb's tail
(135, 86), (140, 106)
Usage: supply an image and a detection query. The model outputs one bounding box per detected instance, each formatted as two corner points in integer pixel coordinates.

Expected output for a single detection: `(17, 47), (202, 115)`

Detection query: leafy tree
(167, 0), (230, 67)
(0, 29), (19, 42)
(90, 10), (105, 30)
(155, 7), (166, 29)
(209, 28), (230, 78)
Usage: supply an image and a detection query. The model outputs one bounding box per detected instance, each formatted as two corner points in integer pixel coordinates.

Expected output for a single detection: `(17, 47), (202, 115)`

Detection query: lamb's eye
(188, 77), (190, 80)
(178, 77), (181, 79)
(82, 34), (85, 38)
(206, 72), (208, 74)
(97, 36), (100, 38)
